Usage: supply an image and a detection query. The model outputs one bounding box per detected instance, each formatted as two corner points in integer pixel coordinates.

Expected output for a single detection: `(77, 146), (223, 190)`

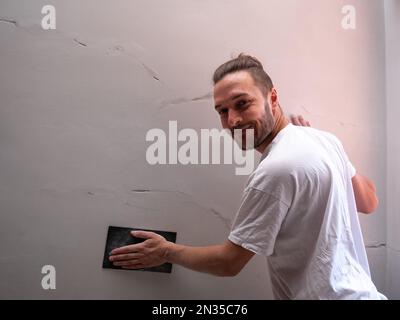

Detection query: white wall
(385, 0), (400, 300)
(0, 0), (389, 298)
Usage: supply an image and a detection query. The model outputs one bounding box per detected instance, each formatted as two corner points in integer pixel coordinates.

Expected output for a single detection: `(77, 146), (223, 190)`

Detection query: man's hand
(290, 114), (311, 127)
(109, 231), (170, 269)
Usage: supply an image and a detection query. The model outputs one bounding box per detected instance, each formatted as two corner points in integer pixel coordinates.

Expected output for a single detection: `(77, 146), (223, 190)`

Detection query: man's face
(213, 71), (275, 150)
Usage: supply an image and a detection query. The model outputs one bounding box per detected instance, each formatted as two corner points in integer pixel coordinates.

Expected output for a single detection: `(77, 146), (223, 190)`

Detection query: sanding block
(102, 226), (177, 273)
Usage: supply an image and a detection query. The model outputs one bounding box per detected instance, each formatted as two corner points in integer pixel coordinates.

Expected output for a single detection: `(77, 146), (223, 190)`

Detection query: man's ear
(270, 88), (278, 115)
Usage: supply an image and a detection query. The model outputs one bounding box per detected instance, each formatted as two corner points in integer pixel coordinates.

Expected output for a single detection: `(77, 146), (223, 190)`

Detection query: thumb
(290, 114), (300, 126)
(131, 230), (157, 239)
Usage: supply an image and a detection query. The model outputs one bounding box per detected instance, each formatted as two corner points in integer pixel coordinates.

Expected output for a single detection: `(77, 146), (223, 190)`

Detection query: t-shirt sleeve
(347, 161), (356, 178)
(326, 131), (356, 179)
(228, 186), (290, 257)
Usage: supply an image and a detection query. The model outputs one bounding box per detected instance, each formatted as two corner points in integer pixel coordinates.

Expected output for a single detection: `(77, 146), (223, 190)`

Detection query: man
(109, 54), (386, 299)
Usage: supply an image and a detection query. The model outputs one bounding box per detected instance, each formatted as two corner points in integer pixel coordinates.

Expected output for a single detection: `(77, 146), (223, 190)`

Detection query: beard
(232, 101), (275, 150)
(254, 101), (275, 148)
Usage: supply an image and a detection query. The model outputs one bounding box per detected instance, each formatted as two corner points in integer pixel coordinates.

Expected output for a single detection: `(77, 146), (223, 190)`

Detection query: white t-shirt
(228, 124), (386, 300)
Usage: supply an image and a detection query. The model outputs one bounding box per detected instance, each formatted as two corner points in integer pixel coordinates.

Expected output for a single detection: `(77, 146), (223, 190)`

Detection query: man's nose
(227, 110), (242, 128)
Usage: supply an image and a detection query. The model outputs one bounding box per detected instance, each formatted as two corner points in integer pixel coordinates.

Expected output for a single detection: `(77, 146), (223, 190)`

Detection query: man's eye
(218, 109), (228, 115)
(236, 100), (248, 108)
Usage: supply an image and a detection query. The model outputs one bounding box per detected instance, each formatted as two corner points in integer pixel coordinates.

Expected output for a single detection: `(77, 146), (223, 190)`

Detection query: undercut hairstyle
(213, 53), (274, 97)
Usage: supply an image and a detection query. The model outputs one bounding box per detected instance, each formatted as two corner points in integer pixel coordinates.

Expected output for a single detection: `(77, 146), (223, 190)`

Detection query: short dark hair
(213, 53), (274, 97)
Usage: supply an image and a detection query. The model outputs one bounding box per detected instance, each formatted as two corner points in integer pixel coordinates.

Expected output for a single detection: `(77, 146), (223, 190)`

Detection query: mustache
(230, 125), (254, 135)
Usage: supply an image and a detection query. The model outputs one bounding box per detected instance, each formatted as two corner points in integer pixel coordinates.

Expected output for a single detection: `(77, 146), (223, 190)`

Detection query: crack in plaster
(210, 208), (231, 230)
(387, 246), (400, 253)
(191, 92), (213, 101)
(0, 17), (17, 26)
(0, 17), (161, 83)
(294, 107), (358, 128)
(366, 242), (386, 249)
(131, 188), (231, 229)
(43, 187), (230, 229)
(107, 45), (162, 82)
(300, 105), (310, 114)
(141, 62), (160, 81)
(365, 243), (400, 253)
(73, 38), (87, 47)
(159, 92), (213, 109)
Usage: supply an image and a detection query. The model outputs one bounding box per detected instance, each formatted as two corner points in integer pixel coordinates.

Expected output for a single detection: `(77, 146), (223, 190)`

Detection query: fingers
(109, 251), (146, 268)
(108, 231), (167, 270)
(109, 230), (159, 257)
(112, 259), (141, 267)
(290, 115), (301, 126)
(298, 115), (311, 127)
(131, 230), (158, 239)
(109, 230), (155, 255)
(110, 243), (142, 255)
(290, 114), (311, 127)
(109, 252), (144, 262)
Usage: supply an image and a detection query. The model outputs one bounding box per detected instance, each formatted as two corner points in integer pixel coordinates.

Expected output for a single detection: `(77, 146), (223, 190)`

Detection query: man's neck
(256, 108), (289, 154)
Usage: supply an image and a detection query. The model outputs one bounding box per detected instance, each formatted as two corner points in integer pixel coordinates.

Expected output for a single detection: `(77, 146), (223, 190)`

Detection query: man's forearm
(110, 232), (254, 275)
(352, 173), (379, 214)
(165, 242), (234, 276)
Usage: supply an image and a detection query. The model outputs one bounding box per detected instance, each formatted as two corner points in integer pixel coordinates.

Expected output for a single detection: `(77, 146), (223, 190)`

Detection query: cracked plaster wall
(385, 0), (400, 299)
(0, 0), (391, 298)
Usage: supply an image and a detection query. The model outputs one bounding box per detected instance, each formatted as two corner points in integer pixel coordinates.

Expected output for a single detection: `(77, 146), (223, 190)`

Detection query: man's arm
(109, 231), (254, 276)
(351, 173), (379, 214)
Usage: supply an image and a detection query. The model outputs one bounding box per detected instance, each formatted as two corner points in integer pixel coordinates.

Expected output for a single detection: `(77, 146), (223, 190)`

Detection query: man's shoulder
(252, 129), (334, 186)
(248, 157), (298, 195)
(286, 125), (346, 161)
(299, 125), (343, 146)
(291, 124), (340, 141)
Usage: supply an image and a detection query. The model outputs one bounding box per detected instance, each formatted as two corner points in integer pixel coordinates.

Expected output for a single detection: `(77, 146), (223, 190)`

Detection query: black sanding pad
(102, 226), (177, 273)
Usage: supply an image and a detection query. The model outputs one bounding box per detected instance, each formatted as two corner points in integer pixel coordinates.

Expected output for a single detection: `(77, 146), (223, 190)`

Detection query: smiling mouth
(241, 126), (254, 135)
(230, 126), (255, 138)
(234, 125), (252, 131)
